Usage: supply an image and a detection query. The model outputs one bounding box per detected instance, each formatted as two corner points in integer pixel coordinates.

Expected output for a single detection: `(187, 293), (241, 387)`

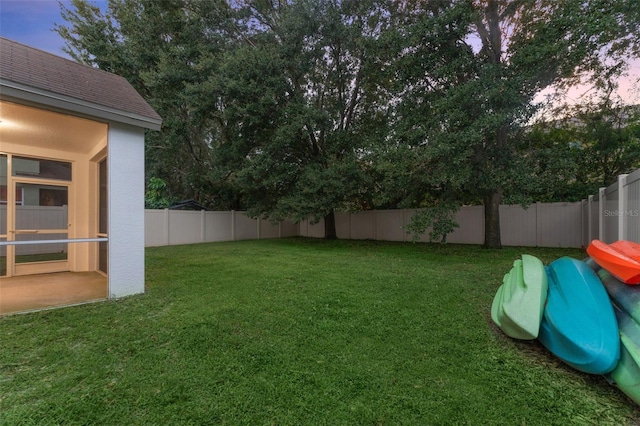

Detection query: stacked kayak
(491, 240), (640, 405)
(587, 239), (640, 284)
(597, 268), (640, 405)
(538, 257), (619, 374)
(491, 255), (547, 340)
(491, 255), (620, 374)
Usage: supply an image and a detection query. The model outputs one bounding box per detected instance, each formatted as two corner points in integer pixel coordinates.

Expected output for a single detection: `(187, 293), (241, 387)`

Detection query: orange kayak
(586, 240), (640, 284)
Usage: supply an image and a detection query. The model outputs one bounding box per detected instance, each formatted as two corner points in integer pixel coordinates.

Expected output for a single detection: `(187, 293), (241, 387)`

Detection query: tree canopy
(58, 0), (242, 208)
(57, 0), (640, 245)
(525, 94), (640, 202)
(385, 0), (640, 247)
(219, 0), (395, 238)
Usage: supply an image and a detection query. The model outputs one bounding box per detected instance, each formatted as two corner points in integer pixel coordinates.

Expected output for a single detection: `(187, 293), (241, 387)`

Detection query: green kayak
(598, 269), (640, 404)
(608, 302), (640, 405)
(491, 255), (548, 340)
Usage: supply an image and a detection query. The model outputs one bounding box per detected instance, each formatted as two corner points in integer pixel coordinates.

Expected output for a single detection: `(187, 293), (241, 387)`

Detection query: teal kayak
(491, 254), (548, 340)
(538, 257), (619, 374)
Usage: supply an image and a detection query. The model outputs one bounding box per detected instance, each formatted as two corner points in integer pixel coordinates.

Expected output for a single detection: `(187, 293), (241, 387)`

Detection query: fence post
(587, 195), (594, 243)
(164, 208), (170, 246)
(619, 174), (629, 241)
(200, 210), (206, 243)
(599, 187), (606, 241)
(373, 210), (378, 241)
(535, 202), (541, 247)
(231, 210), (236, 241)
(581, 199), (586, 247)
(257, 217), (261, 239)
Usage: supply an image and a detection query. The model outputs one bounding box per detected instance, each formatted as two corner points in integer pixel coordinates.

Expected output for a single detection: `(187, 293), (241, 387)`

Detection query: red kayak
(587, 240), (640, 284)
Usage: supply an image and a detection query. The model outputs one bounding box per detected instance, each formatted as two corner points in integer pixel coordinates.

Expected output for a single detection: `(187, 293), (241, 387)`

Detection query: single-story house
(0, 37), (162, 314)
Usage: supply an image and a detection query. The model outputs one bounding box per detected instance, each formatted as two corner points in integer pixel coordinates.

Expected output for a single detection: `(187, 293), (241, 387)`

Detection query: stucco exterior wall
(108, 122), (145, 297)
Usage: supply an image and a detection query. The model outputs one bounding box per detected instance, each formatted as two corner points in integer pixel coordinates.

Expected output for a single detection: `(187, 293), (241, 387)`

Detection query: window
(12, 157), (72, 181)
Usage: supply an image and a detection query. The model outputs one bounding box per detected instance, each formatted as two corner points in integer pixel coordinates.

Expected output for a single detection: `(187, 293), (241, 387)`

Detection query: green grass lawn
(1, 238), (638, 425)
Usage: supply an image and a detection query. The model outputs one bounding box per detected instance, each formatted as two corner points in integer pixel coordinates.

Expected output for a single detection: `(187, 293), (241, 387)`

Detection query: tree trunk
(483, 188), (502, 249)
(324, 210), (337, 240)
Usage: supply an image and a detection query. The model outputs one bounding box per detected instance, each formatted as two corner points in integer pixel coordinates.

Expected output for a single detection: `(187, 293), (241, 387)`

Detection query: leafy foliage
(57, 0), (241, 208)
(144, 177), (173, 209)
(384, 0), (640, 247)
(56, 0), (640, 242)
(404, 202), (460, 243)
(216, 0), (394, 237)
(524, 95), (640, 201)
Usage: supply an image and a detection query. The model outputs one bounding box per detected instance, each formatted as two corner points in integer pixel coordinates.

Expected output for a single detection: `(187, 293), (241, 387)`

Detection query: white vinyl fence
(298, 203), (583, 247)
(146, 203), (583, 248)
(145, 168), (640, 249)
(582, 168), (640, 245)
(144, 209), (298, 247)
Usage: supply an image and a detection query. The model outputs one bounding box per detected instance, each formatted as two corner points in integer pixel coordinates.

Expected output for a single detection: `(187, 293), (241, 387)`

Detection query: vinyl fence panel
(145, 210), (297, 246)
(169, 210), (203, 245)
(376, 209), (407, 242)
(259, 219), (280, 239)
(590, 194), (601, 244)
(298, 218), (324, 238)
(447, 206), (484, 244)
(350, 211), (376, 240)
(280, 221), (299, 237)
(145, 204), (586, 248)
(499, 204), (537, 247)
(625, 169), (640, 243)
(335, 212), (350, 239)
(204, 211), (233, 242)
(144, 209), (168, 247)
(603, 180), (621, 244)
(536, 202), (583, 248)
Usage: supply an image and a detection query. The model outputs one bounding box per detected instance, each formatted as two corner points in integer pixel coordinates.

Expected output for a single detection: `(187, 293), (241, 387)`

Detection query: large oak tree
(389, 0), (639, 247)
(216, 0), (394, 238)
(57, 0), (242, 208)
(57, 0), (639, 243)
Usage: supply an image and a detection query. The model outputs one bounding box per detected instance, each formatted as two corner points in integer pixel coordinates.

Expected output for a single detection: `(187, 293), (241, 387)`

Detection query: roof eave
(0, 79), (162, 131)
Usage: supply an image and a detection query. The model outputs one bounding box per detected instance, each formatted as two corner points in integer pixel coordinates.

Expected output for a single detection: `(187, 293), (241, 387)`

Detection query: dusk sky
(0, 0), (108, 57)
(1, 0), (638, 105)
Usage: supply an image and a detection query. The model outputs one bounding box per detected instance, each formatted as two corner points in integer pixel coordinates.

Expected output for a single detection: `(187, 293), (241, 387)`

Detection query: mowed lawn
(1, 238), (638, 425)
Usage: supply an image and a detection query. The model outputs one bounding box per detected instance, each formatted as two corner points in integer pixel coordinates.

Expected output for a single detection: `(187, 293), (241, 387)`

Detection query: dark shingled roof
(0, 37), (161, 124)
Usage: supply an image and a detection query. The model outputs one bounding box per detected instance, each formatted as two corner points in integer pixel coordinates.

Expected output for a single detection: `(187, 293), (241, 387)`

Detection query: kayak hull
(587, 239), (640, 284)
(598, 269), (640, 405)
(491, 254), (548, 340)
(608, 303), (640, 405)
(598, 269), (640, 324)
(538, 257), (620, 374)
